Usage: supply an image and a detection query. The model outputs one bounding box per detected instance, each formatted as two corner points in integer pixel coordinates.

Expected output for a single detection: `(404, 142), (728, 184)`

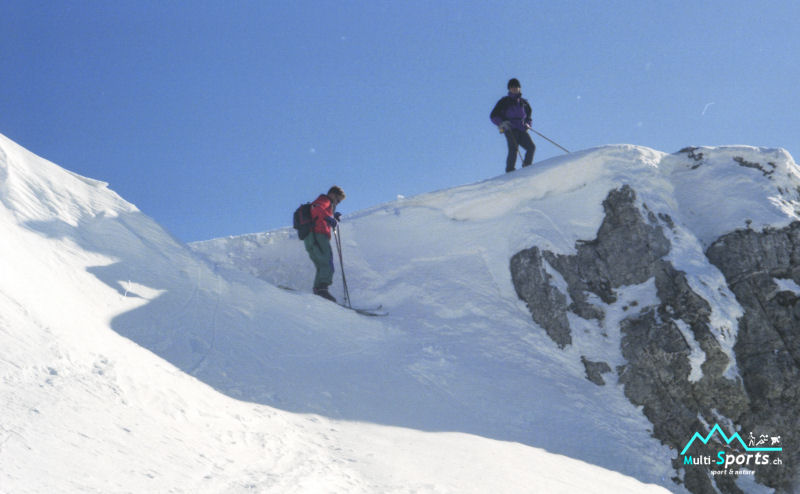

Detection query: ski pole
(333, 223), (351, 308)
(529, 127), (570, 154)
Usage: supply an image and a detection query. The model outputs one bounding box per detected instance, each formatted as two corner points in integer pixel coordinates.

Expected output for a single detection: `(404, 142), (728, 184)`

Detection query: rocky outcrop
(707, 223), (800, 492)
(510, 185), (800, 493)
(509, 245), (572, 347)
(510, 186), (672, 347)
(580, 356), (612, 386)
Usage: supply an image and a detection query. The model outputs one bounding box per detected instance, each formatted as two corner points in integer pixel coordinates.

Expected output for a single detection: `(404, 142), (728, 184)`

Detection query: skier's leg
(504, 132), (518, 172)
(304, 233), (333, 290)
(519, 131), (536, 167)
(320, 238), (334, 287)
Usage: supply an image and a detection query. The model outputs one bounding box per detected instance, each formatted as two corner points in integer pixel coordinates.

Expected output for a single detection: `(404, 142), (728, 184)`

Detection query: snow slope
(0, 131), (674, 493)
(192, 143), (800, 493)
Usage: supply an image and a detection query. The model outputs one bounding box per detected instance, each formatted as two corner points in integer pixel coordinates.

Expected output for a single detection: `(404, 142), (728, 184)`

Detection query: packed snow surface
(3, 130), (798, 492)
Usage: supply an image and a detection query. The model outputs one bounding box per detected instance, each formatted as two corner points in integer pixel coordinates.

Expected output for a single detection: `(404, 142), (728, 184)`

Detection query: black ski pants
(504, 128), (535, 172)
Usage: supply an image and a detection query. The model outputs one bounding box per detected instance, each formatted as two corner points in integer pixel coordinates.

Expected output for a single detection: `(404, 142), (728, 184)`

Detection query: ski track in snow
(4, 132), (800, 492)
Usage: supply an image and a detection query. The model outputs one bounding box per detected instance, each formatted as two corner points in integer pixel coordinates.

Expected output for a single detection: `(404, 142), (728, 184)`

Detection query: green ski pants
(304, 232), (334, 290)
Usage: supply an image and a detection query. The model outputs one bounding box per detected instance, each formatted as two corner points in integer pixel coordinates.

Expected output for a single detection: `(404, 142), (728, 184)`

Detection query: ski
(279, 286), (386, 316)
(339, 304), (388, 317)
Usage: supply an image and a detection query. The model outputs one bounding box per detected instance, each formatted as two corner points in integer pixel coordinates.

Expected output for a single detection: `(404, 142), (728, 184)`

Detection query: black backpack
(292, 203), (313, 240)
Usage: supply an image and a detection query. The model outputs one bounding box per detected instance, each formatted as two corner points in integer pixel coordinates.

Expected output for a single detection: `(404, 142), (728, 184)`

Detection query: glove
(499, 121), (511, 132)
(334, 212), (342, 221)
(525, 121), (532, 130)
(325, 216), (337, 227)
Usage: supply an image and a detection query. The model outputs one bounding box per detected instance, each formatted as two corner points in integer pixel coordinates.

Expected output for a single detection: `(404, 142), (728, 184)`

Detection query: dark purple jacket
(490, 92), (532, 131)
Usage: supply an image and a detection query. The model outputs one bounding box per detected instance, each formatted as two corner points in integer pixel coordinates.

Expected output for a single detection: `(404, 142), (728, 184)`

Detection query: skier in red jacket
(304, 186), (346, 302)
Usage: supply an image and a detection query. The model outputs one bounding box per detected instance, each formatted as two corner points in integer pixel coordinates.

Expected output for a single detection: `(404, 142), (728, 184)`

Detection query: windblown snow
(2, 130), (798, 493)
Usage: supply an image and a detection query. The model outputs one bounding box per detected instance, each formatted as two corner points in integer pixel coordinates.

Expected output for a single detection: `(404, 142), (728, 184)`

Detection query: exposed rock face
(509, 245), (572, 347)
(510, 186), (673, 347)
(580, 356), (612, 386)
(510, 185), (799, 493)
(707, 224), (800, 493)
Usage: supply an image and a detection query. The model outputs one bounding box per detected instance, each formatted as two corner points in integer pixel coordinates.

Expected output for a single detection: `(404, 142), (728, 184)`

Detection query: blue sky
(2, 1), (798, 242)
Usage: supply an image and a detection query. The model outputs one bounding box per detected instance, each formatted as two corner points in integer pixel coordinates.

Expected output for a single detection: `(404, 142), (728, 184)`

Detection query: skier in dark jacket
(490, 78), (536, 173)
(305, 186), (346, 302)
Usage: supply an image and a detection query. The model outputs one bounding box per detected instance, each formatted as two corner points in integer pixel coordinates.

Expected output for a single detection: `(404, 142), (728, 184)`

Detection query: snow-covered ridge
(195, 144), (799, 296)
(0, 133), (129, 225)
(394, 144), (799, 244)
(1, 132), (675, 492)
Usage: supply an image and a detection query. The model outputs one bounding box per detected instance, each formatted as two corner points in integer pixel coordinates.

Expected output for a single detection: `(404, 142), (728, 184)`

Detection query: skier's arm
(490, 98), (508, 126)
(523, 99), (533, 128)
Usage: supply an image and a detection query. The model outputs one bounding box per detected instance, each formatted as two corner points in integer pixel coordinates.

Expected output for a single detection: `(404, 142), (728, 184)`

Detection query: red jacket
(310, 194), (336, 238)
